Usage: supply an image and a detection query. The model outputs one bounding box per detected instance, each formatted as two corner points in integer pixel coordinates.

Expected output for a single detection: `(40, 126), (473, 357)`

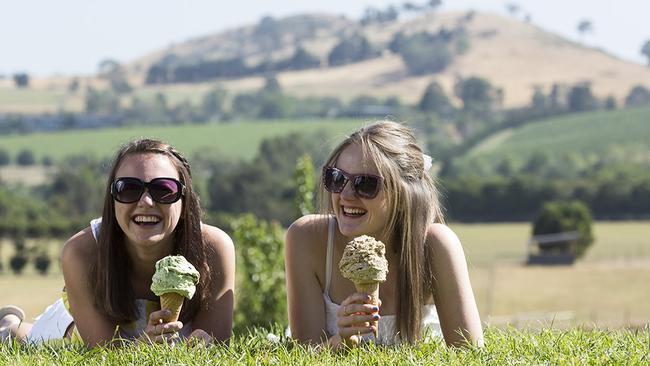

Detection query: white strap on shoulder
(324, 216), (335, 295)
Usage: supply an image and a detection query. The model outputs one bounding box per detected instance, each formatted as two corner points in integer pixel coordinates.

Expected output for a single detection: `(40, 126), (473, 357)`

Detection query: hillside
(130, 11), (650, 106)
(2, 11), (650, 114)
(453, 106), (650, 174)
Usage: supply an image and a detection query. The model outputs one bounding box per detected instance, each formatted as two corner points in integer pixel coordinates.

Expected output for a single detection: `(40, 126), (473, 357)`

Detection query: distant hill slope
(2, 11), (649, 115)
(455, 106), (650, 172)
(129, 11), (650, 107)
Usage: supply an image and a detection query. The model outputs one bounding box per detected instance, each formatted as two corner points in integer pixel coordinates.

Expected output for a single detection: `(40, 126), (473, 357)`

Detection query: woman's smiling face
(331, 143), (389, 240)
(113, 153), (183, 249)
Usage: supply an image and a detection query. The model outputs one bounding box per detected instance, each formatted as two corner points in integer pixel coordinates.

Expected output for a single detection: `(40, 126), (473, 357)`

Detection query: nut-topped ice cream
(151, 255), (200, 322)
(339, 235), (388, 337)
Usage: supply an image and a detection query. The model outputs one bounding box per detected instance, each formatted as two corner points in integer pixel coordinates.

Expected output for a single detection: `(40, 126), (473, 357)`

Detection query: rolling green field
(2, 221), (649, 328)
(463, 106), (650, 168)
(0, 119), (366, 162)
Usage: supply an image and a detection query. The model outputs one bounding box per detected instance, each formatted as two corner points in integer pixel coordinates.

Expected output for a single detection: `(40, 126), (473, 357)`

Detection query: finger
(339, 325), (375, 339)
(147, 321), (183, 337)
(338, 303), (379, 317)
(148, 309), (171, 326)
(337, 313), (379, 328)
(340, 293), (373, 306)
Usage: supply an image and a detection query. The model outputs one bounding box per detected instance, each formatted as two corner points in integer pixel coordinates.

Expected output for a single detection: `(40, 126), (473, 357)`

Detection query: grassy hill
(2, 11), (649, 114)
(454, 106), (650, 174)
(0, 119), (365, 163)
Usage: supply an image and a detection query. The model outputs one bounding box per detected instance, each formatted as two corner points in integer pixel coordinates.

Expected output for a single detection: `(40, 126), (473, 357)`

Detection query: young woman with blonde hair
(285, 121), (483, 349)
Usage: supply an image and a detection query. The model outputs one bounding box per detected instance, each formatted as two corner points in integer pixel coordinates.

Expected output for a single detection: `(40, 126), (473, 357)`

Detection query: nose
(339, 180), (357, 200)
(137, 189), (155, 206)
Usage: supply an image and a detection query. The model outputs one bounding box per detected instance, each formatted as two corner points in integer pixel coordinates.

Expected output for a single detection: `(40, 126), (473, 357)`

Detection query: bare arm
(428, 224), (484, 347)
(61, 228), (118, 347)
(285, 216), (376, 350)
(285, 215), (330, 343)
(188, 224), (235, 343)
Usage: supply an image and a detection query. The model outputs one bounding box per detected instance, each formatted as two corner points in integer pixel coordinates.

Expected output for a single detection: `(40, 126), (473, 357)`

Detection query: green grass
(0, 119), (365, 162)
(1, 327), (648, 365)
(462, 106), (650, 168)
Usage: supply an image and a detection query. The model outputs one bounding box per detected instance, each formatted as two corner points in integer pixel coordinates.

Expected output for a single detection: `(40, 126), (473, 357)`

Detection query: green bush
(16, 149), (36, 166)
(231, 214), (286, 332)
(0, 149), (9, 166)
(532, 200), (594, 258)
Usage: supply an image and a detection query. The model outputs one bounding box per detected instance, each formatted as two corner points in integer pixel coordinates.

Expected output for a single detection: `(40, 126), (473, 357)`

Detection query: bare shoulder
(60, 227), (96, 271)
(285, 214), (329, 251)
(426, 223), (466, 261)
(201, 223), (234, 254)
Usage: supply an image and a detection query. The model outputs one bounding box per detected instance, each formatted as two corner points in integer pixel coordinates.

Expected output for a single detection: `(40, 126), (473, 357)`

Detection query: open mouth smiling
(342, 206), (367, 217)
(132, 214), (161, 226)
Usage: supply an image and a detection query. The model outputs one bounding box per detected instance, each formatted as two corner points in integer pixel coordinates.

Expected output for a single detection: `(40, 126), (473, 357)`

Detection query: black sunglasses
(111, 177), (186, 204)
(322, 167), (383, 199)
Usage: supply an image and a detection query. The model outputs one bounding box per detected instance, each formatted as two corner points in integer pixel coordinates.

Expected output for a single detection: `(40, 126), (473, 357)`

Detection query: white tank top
(321, 217), (442, 344)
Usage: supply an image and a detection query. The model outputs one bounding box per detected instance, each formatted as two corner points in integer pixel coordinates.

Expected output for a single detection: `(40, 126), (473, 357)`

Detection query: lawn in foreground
(1, 327), (648, 365)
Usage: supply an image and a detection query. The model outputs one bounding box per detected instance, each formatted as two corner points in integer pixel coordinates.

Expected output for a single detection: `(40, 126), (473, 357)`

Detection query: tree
(327, 35), (377, 67)
(454, 76), (495, 113)
(505, 3), (520, 17)
(576, 19), (593, 40)
(98, 59), (132, 94)
(13, 73), (29, 88)
(16, 150), (36, 166)
(201, 86), (227, 120)
(0, 149), (10, 166)
(294, 154), (315, 216)
(231, 214), (286, 331)
(532, 200), (594, 259)
(418, 81), (451, 113)
(400, 36), (452, 75)
(567, 83), (597, 112)
(641, 39), (650, 66)
(625, 85), (650, 107)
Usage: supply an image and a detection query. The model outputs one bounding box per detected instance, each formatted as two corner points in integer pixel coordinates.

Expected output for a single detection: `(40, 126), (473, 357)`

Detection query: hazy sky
(1, 0), (648, 76)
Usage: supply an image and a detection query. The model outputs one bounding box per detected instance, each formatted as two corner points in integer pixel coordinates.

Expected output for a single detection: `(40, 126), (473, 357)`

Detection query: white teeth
(133, 215), (160, 223)
(343, 207), (366, 215)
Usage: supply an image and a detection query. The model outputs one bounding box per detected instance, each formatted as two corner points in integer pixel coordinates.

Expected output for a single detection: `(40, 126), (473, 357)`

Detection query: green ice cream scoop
(150, 255), (200, 299)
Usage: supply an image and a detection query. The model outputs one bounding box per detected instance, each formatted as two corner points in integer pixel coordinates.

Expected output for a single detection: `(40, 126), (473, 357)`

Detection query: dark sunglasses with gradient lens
(322, 167), (383, 199)
(111, 177), (185, 204)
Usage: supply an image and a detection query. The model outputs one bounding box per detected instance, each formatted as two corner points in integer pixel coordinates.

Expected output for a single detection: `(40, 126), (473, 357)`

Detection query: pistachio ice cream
(151, 255), (200, 322)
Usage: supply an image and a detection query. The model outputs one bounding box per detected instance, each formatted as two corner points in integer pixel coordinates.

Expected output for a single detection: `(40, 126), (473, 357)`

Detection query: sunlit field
(2, 221), (648, 328)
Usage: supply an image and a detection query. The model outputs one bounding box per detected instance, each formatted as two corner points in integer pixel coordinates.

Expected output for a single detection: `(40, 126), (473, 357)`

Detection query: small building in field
(526, 231), (580, 265)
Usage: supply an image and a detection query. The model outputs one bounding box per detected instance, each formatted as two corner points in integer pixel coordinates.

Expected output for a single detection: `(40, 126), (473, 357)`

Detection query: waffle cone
(160, 293), (185, 322)
(354, 282), (379, 337)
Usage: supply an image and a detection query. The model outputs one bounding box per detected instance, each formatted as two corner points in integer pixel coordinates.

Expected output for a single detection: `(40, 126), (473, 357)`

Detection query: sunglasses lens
(324, 168), (347, 193)
(149, 178), (181, 204)
(354, 175), (380, 199)
(113, 178), (144, 203)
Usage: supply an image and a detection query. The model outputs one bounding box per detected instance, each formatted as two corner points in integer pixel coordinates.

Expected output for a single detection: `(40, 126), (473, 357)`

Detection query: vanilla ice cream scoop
(339, 235), (388, 283)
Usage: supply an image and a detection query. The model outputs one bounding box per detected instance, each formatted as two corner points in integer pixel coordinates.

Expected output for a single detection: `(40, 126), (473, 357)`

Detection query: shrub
(34, 252), (52, 275)
(16, 149), (36, 166)
(231, 214), (286, 331)
(0, 149), (9, 166)
(532, 200), (594, 258)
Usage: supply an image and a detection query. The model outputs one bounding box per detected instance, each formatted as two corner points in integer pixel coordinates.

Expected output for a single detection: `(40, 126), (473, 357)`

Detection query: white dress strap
(90, 217), (102, 241)
(324, 216), (335, 296)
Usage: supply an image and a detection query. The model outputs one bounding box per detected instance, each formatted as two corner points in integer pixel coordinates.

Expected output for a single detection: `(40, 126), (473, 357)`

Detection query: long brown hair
(319, 121), (444, 343)
(91, 138), (212, 324)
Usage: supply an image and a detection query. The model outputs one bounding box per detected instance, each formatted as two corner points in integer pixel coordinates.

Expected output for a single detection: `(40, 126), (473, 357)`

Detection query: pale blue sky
(1, 0), (648, 76)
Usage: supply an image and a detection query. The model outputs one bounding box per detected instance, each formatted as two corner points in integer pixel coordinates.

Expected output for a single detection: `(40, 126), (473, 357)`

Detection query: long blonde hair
(320, 121), (444, 342)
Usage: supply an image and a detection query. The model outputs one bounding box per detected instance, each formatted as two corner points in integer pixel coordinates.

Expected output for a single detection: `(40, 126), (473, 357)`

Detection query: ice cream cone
(160, 292), (185, 322)
(354, 281), (379, 337)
